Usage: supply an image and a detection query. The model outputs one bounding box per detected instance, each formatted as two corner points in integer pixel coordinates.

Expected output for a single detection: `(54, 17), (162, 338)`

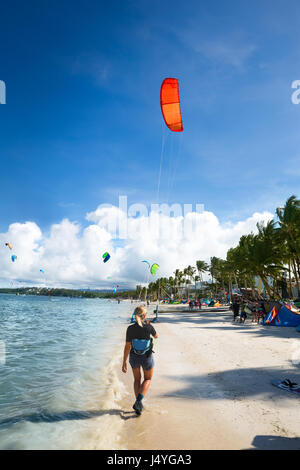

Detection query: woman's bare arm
(122, 342), (131, 373)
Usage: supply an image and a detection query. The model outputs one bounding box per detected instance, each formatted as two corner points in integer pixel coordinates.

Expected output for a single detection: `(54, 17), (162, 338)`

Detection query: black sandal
(281, 379), (298, 389)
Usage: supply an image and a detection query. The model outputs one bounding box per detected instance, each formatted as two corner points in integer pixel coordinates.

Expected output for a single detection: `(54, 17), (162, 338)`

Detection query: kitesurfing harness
(131, 338), (154, 356)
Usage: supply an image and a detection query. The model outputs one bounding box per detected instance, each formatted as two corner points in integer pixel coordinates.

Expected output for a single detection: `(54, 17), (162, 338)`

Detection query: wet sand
(115, 304), (300, 450)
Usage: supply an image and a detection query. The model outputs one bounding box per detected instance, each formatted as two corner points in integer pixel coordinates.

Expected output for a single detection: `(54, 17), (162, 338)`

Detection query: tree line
(136, 195), (300, 301)
(0, 287), (137, 299)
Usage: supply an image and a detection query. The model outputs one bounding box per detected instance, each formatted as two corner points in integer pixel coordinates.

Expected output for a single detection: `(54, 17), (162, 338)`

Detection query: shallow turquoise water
(0, 294), (132, 449)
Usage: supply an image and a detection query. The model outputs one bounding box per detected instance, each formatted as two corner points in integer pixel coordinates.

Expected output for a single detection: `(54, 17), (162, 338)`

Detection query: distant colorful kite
(11, 255), (17, 262)
(5, 242), (13, 250)
(102, 252), (110, 263)
(142, 260), (151, 268)
(113, 284), (119, 294)
(160, 78), (183, 132)
(150, 263), (159, 276)
(142, 260), (159, 276)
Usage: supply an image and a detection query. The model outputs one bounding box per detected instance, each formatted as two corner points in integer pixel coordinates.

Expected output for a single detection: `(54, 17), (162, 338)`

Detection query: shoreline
(114, 305), (300, 450)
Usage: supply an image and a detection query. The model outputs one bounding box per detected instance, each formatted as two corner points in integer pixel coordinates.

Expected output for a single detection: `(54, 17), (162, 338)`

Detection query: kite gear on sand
(263, 305), (300, 327)
(272, 379), (300, 396)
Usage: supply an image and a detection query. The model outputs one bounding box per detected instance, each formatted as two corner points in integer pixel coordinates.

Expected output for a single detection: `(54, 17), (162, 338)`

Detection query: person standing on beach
(239, 298), (247, 323)
(122, 306), (158, 415)
(152, 304), (159, 322)
(232, 296), (240, 321)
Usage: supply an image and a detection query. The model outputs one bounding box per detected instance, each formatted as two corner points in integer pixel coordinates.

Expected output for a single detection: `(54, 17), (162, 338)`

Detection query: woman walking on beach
(122, 306), (158, 415)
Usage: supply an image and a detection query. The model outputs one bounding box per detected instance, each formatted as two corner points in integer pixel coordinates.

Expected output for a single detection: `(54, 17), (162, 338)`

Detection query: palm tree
(196, 260), (209, 296)
(194, 274), (200, 296)
(173, 269), (184, 297)
(185, 279), (192, 299)
(210, 257), (226, 294)
(196, 260), (209, 279)
(230, 221), (285, 298)
(141, 286), (147, 301)
(276, 195), (300, 293)
(183, 267), (192, 298)
(186, 265), (196, 287)
(168, 276), (175, 298)
(136, 285), (142, 300)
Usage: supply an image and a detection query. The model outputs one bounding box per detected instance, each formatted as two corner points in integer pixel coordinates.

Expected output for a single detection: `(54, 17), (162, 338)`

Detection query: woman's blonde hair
(134, 305), (147, 327)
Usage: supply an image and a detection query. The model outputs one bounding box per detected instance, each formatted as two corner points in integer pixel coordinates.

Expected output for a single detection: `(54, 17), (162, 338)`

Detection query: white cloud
(195, 40), (256, 69)
(0, 205), (273, 289)
(173, 23), (257, 71)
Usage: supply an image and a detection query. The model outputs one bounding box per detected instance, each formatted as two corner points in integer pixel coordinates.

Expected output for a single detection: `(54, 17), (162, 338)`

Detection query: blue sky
(1, 0), (300, 232)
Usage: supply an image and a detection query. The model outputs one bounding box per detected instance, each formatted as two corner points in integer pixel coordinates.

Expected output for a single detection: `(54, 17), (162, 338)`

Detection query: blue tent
(264, 305), (300, 327)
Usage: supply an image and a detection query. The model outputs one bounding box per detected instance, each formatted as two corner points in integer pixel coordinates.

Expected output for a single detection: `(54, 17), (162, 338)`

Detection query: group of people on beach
(231, 295), (266, 324)
(188, 299), (202, 310)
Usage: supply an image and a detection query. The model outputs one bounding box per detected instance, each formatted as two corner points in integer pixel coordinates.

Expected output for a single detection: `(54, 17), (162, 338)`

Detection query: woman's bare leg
(132, 367), (142, 398)
(139, 367), (154, 397)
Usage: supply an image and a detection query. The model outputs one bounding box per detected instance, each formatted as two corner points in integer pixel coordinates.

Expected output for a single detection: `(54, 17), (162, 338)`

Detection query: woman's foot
(133, 399), (144, 415)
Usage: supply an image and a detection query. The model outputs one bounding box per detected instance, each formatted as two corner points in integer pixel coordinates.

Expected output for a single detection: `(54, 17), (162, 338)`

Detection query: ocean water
(0, 294), (132, 449)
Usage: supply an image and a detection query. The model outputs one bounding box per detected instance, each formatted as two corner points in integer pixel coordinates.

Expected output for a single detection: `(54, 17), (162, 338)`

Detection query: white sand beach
(115, 304), (300, 450)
